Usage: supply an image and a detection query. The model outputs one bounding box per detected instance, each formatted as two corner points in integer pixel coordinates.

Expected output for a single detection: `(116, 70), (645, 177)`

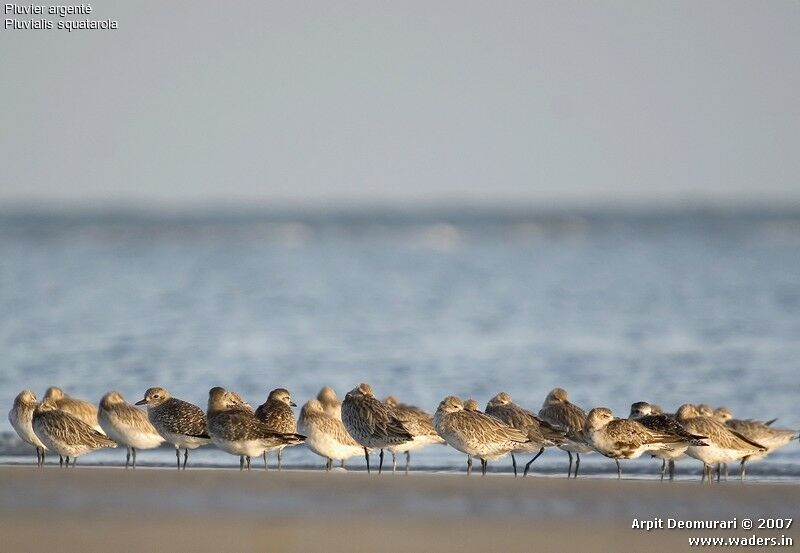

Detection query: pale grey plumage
(298, 399), (364, 471)
(384, 396), (445, 474)
(434, 395), (531, 475)
(98, 391), (163, 468)
(9, 389), (47, 466)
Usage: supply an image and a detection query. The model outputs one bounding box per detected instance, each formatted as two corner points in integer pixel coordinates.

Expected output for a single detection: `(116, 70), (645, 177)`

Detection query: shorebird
(538, 388), (594, 478)
(207, 387), (305, 470)
(675, 404), (766, 481)
(43, 387), (104, 434)
(135, 387), (211, 470)
(629, 401), (709, 480)
(383, 396), (445, 474)
(254, 388), (300, 470)
(298, 399), (366, 470)
(98, 391), (164, 468)
(8, 390), (47, 466)
(486, 392), (566, 477)
(463, 399), (481, 412)
(713, 406), (797, 462)
(32, 400), (116, 467)
(317, 386), (342, 419)
(434, 395), (531, 476)
(584, 407), (701, 479)
(341, 383), (413, 474)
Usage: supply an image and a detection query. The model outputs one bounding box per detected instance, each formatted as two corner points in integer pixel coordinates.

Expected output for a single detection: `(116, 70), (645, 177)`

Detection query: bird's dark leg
(132, 447), (137, 469)
(175, 448), (181, 470)
(246, 456), (251, 470)
(364, 447), (370, 474)
(467, 456), (472, 476)
(277, 449), (282, 471)
(392, 452), (397, 474)
(64, 456), (69, 468)
(240, 456), (244, 471)
(523, 447), (545, 477)
(574, 453), (581, 478)
(481, 458), (487, 476)
(340, 459), (345, 468)
(715, 463), (721, 482)
(615, 459), (622, 479)
(740, 459), (747, 481)
(263, 451), (268, 470)
(566, 451), (573, 478)
(378, 449), (384, 474)
(511, 454), (518, 477)
(325, 458), (332, 472)
(668, 459), (675, 481)
(59, 455), (64, 468)
(182, 448), (188, 470)
(660, 459), (666, 482)
(405, 451), (410, 475)
(125, 447), (131, 469)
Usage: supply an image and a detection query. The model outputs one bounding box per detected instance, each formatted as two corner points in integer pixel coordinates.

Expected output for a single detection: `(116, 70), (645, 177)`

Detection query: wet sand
(1, 467), (797, 552)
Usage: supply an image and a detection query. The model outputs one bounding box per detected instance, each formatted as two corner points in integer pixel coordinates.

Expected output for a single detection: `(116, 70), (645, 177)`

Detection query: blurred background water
(1, 208), (798, 477)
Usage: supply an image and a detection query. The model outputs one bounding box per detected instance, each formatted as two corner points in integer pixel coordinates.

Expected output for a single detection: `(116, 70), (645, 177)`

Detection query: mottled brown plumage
(384, 396), (445, 473)
(33, 400), (116, 466)
(538, 388), (594, 478)
(43, 387), (103, 433)
(486, 392), (566, 476)
(254, 388), (300, 469)
(98, 391), (163, 468)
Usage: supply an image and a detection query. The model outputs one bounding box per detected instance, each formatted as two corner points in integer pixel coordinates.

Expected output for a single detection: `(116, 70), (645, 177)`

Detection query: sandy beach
(1, 467), (797, 552)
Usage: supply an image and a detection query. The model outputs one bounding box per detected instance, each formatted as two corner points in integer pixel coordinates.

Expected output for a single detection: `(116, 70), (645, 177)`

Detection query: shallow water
(1, 208), (798, 475)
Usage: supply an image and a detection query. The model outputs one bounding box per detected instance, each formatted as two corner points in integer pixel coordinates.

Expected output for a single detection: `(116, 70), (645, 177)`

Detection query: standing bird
(317, 387), (342, 419)
(434, 396), (531, 476)
(341, 383), (413, 474)
(712, 407), (797, 464)
(32, 400), (116, 467)
(207, 387), (305, 470)
(538, 388), (594, 478)
(254, 388), (300, 470)
(135, 387), (211, 470)
(629, 401), (707, 480)
(486, 392), (565, 477)
(8, 390), (48, 466)
(98, 391), (164, 469)
(675, 404), (766, 482)
(43, 387), (104, 434)
(383, 396), (445, 474)
(298, 399), (366, 470)
(584, 407), (703, 479)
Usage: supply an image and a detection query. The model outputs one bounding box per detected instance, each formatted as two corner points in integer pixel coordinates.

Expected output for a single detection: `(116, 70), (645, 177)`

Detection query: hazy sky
(2, 1), (798, 208)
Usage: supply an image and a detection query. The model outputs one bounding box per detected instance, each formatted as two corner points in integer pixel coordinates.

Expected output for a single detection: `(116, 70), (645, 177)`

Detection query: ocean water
(1, 208), (798, 477)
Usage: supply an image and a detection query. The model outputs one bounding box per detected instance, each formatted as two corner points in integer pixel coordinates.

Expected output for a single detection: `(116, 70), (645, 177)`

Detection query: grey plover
(486, 392), (566, 477)
(384, 396), (445, 474)
(433, 395), (531, 476)
(135, 387), (211, 470)
(317, 386), (342, 419)
(629, 401), (708, 480)
(254, 388), (300, 470)
(98, 391), (164, 468)
(32, 400), (116, 467)
(675, 404), (766, 481)
(584, 407), (702, 479)
(341, 383), (413, 474)
(298, 399), (366, 471)
(207, 387), (305, 470)
(713, 406), (797, 462)
(43, 387), (104, 434)
(538, 388), (594, 478)
(8, 389), (47, 466)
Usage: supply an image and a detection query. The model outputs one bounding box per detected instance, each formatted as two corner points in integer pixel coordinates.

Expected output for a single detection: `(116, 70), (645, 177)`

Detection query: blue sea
(1, 207), (798, 478)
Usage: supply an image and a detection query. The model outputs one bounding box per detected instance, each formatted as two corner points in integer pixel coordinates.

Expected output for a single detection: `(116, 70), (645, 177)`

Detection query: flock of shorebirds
(8, 384), (798, 481)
